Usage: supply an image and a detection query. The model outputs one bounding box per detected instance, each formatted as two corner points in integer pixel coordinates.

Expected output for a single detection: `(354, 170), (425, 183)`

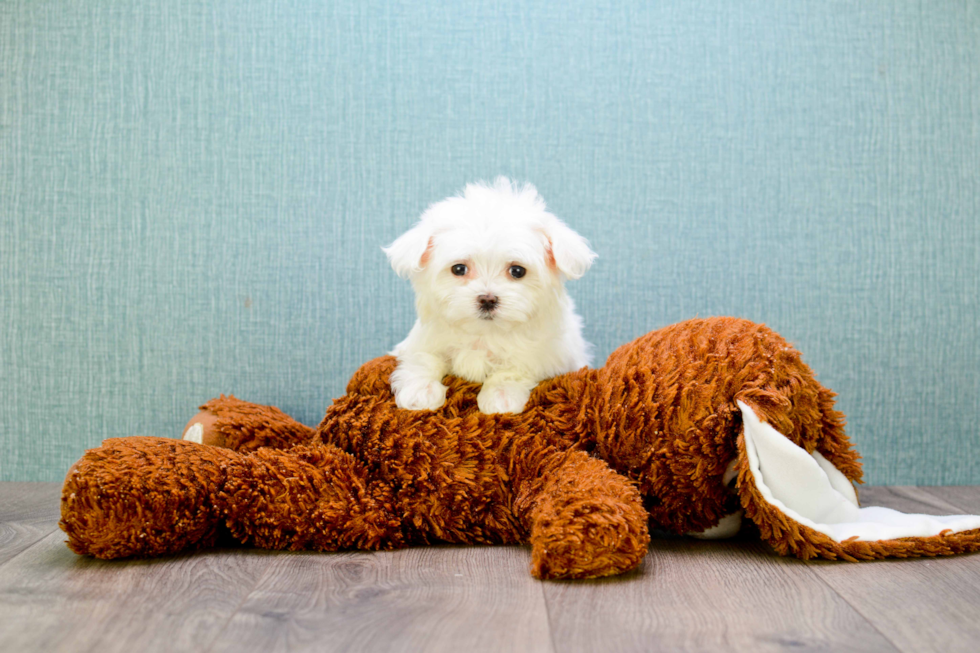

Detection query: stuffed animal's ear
(541, 218), (597, 280)
(383, 222), (434, 279)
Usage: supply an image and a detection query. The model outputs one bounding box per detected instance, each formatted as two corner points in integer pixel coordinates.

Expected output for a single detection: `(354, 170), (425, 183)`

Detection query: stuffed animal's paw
(60, 437), (237, 559)
(524, 451), (650, 579)
(529, 499), (649, 580)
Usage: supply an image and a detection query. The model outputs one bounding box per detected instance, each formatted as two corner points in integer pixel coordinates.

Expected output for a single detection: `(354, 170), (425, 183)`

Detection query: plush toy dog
(60, 317), (980, 579)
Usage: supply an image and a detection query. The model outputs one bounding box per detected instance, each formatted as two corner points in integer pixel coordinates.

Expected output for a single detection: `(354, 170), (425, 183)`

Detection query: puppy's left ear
(383, 222), (433, 279)
(541, 217), (597, 280)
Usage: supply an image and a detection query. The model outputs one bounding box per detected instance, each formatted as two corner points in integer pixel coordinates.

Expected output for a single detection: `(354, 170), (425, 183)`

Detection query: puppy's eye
(451, 264), (468, 277)
(509, 265), (526, 279)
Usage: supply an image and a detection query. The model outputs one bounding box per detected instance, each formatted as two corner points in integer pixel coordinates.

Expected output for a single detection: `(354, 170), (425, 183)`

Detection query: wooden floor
(1, 484), (979, 652)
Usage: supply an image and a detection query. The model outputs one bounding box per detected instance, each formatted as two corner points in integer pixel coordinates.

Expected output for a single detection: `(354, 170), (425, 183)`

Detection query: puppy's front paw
(477, 383), (531, 414)
(394, 378), (448, 411)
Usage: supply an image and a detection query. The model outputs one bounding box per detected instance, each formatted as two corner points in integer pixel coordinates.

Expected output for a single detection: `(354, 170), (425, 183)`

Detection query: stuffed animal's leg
(735, 401), (980, 560)
(180, 395), (316, 452)
(517, 450), (650, 580)
(61, 437), (241, 559)
(218, 444), (404, 551)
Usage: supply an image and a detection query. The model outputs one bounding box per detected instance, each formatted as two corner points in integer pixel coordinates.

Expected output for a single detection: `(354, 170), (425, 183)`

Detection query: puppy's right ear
(382, 222), (434, 279)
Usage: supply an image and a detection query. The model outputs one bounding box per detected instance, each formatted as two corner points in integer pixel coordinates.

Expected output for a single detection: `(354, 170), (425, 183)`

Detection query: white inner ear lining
(738, 400), (980, 543)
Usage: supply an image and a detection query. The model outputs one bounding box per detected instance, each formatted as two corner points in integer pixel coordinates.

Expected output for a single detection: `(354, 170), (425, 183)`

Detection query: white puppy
(383, 178), (596, 414)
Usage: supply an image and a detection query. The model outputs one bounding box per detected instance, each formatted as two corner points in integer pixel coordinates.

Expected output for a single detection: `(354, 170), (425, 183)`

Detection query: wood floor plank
(856, 485), (974, 513)
(806, 486), (980, 653)
(542, 534), (897, 653)
(918, 486), (980, 513)
(2, 484), (979, 652)
(0, 531), (274, 653)
(207, 545), (554, 653)
(0, 482), (63, 566)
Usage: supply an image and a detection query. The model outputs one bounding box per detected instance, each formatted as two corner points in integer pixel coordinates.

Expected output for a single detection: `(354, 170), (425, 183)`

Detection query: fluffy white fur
(383, 178), (597, 414)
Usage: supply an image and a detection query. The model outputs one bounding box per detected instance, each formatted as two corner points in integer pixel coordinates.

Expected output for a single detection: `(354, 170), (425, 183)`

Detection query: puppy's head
(384, 178), (596, 332)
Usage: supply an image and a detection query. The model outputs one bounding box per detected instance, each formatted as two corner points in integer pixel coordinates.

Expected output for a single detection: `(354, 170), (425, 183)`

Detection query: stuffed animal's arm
(216, 443), (405, 551)
(61, 436), (407, 559)
(61, 437), (241, 558)
(515, 450), (650, 579)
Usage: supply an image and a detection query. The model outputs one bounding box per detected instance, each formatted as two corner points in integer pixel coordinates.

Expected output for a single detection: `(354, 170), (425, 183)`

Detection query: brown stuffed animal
(60, 317), (980, 579)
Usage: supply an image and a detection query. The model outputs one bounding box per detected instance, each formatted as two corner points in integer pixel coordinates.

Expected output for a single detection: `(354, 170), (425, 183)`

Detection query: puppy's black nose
(478, 294), (499, 312)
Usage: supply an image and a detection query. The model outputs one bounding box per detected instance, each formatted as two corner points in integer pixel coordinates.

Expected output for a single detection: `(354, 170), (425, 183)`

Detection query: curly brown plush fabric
(60, 317), (980, 578)
(62, 437), (240, 559)
(593, 318), (861, 535)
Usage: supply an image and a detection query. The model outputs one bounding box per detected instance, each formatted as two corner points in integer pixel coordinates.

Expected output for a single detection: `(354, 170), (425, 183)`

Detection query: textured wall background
(2, 0), (978, 483)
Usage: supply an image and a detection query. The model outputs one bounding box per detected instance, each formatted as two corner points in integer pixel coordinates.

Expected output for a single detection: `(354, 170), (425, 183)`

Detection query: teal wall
(2, 1), (978, 483)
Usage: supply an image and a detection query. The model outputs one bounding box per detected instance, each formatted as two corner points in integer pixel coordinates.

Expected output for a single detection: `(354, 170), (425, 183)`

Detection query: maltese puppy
(383, 178), (596, 414)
